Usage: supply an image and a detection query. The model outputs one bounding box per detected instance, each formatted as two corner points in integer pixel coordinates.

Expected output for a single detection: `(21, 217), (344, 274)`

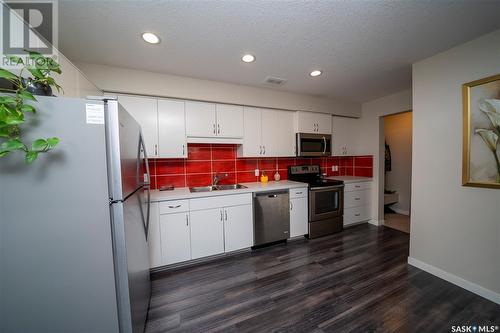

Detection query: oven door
(297, 133), (331, 157)
(309, 185), (344, 221)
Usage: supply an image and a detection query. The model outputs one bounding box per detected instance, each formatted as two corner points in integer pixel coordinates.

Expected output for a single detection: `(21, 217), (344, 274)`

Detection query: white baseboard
(407, 257), (500, 305)
(368, 219), (382, 226)
(392, 208), (410, 216)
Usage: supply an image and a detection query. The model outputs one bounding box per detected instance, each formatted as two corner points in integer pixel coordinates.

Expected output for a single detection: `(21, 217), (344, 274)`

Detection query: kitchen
(1, 1), (500, 333)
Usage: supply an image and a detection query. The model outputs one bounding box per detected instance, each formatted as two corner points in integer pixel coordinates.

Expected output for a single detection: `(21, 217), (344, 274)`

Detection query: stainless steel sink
(189, 186), (216, 193)
(189, 184), (247, 193)
(215, 184), (247, 191)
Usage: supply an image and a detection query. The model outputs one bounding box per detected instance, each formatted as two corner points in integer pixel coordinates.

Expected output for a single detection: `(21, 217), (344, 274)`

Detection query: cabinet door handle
(355, 185), (361, 188)
(263, 145), (266, 155)
(186, 214), (189, 226)
(224, 210), (227, 221)
(259, 145), (262, 155)
(354, 197), (361, 200)
(220, 210), (223, 221)
(290, 201), (293, 210)
(154, 144), (158, 156)
(296, 191), (302, 195)
(213, 123), (216, 134)
(168, 205), (181, 209)
(355, 213), (361, 217)
(182, 144), (185, 156)
(217, 124), (220, 134)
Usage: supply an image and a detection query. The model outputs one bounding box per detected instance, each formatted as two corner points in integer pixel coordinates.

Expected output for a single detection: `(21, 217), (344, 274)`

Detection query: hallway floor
(384, 213), (411, 233)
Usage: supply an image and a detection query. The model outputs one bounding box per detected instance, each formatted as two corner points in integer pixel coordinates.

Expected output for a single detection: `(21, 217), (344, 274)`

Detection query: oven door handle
(310, 185), (344, 191)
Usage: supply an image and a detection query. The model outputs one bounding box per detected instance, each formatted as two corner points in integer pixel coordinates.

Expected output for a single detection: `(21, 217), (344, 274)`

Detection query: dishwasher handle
(254, 190), (289, 198)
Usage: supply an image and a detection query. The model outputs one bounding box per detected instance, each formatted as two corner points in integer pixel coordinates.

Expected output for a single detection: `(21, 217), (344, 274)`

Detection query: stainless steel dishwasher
(253, 190), (290, 246)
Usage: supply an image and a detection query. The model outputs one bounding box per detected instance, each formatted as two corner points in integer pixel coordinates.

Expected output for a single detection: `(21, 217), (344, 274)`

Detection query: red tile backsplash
(148, 143), (373, 189)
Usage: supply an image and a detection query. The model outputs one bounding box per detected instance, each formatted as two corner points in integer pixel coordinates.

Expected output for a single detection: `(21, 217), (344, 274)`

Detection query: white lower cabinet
(189, 208), (225, 259)
(343, 181), (372, 227)
(289, 187), (308, 238)
(151, 193), (254, 268)
(224, 204), (253, 252)
(159, 212), (191, 265)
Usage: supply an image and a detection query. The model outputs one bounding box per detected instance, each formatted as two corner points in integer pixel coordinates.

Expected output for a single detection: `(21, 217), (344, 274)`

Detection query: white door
(332, 116), (358, 156)
(216, 104), (244, 138)
(159, 212), (191, 265)
(316, 113), (332, 134)
(261, 108), (277, 157)
(296, 111), (316, 133)
(117, 95), (158, 157)
(290, 197), (308, 237)
(273, 110), (295, 157)
(240, 107), (262, 157)
(224, 205), (253, 252)
(158, 99), (187, 158)
(185, 101), (216, 137)
(190, 208), (225, 259)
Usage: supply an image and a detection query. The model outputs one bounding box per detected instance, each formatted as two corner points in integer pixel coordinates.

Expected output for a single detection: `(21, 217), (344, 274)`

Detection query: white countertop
(326, 176), (373, 184)
(150, 180), (308, 202)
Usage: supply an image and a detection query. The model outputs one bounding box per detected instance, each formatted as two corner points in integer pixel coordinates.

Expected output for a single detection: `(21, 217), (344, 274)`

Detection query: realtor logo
(1, 0), (57, 55)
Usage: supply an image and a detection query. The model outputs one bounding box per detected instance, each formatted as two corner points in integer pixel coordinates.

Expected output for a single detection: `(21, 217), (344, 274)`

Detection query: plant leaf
(46, 137), (60, 149)
(31, 138), (48, 152)
(0, 69), (18, 81)
(20, 104), (36, 113)
(19, 90), (37, 101)
(27, 67), (45, 80)
(0, 96), (16, 104)
(0, 138), (25, 152)
(25, 150), (38, 163)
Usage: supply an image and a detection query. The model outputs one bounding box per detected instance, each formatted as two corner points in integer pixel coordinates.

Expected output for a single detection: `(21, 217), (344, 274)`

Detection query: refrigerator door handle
(137, 133), (151, 238)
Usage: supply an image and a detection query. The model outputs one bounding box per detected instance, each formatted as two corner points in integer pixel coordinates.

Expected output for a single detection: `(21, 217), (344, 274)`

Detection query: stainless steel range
(288, 165), (344, 238)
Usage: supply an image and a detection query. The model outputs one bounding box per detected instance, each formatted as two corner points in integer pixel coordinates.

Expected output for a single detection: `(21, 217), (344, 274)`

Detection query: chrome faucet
(213, 173), (228, 186)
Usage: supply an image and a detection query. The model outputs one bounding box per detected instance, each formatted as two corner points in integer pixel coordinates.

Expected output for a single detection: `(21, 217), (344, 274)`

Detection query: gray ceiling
(58, 0), (500, 103)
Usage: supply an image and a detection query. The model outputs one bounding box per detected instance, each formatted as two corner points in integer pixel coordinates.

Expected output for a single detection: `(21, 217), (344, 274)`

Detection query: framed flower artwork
(462, 74), (500, 189)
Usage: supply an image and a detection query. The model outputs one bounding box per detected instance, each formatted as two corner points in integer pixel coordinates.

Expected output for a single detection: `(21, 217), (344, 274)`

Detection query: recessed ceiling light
(310, 70), (322, 77)
(142, 32), (160, 44)
(241, 54), (256, 63)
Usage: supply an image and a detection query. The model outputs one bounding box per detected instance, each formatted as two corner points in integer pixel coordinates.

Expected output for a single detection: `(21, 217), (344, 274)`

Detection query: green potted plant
(0, 51), (62, 163)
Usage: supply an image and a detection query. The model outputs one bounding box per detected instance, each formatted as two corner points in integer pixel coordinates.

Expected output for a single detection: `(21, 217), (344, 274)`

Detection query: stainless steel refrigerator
(0, 96), (151, 333)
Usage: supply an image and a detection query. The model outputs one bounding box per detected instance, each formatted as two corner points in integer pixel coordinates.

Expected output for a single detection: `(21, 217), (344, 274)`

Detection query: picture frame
(462, 73), (500, 189)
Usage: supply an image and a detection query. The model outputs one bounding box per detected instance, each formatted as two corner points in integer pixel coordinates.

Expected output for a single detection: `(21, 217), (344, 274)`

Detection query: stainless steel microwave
(296, 133), (332, 157)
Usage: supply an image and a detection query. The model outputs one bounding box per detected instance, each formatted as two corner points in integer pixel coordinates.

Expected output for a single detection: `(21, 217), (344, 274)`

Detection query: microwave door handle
(323, 136), (327, 154)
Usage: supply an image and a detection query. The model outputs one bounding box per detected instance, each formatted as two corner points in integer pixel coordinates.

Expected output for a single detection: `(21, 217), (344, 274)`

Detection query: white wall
(384, 112), (412, 214)
(410, 29), (500, 302)
(358, 90), (413, 223)
(75, 62), (361, 117)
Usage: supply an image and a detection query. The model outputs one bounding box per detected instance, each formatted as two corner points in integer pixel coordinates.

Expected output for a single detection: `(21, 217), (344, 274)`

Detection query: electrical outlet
(144, 173), (149, 183)
(332, 165), (339, 172)
(254, 169), (260, 177)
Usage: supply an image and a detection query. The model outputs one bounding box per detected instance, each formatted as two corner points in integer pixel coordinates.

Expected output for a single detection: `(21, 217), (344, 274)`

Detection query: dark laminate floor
(146, 224), (500, 333)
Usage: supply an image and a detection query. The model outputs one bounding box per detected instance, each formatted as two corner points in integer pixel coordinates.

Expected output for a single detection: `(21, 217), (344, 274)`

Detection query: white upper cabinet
(185, 101), (244, 139)
(117, 95), (159, 157)
(295, 111), (332, 134)
(216, 104), (244, 138)
(239, 107), (262, 157)
(158, 99), (187, 158)
(185, 101), (217, 137)
(238, 107), (295, 157)
(331, 116), (359, 156)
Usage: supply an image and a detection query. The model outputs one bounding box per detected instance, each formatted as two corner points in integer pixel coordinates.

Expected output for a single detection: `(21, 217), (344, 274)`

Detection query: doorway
(382, 111), (412, 233)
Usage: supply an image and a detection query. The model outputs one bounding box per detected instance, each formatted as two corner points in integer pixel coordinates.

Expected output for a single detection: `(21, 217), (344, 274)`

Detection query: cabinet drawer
(190, 193), (252, 211)
(290, 187), (307, 199)
(345, 181), (372, 192)
(344, 189), (370, 208)
(159, 200), (189, 214)
(344, 205), (371, 226)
